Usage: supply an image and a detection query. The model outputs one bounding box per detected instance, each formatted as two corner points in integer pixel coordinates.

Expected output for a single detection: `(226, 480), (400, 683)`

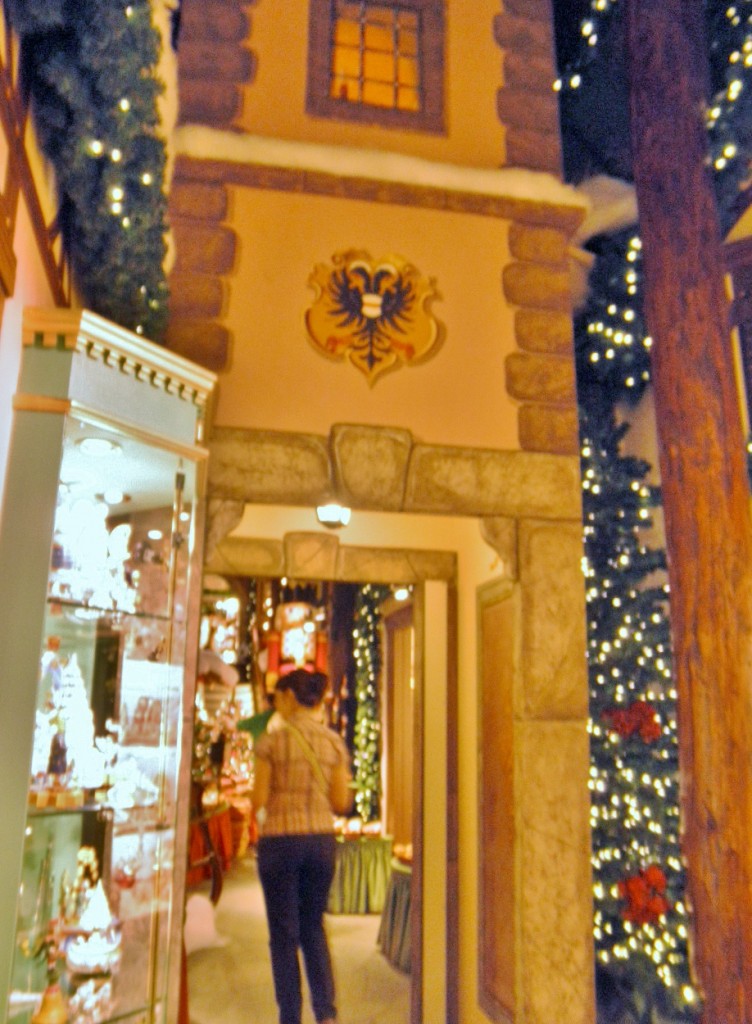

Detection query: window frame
(306, 0), (446, 134)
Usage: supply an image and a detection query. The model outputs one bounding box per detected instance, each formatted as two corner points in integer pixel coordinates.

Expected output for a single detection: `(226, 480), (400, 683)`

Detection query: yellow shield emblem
(306, 250), (440, 385)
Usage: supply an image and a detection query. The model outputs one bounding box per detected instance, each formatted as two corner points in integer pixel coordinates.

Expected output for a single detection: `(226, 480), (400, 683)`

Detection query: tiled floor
(186, 856), (411, 1024)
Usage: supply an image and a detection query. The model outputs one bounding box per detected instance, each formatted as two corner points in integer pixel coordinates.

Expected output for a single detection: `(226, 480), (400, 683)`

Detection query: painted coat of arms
(305, 250), (441, 385)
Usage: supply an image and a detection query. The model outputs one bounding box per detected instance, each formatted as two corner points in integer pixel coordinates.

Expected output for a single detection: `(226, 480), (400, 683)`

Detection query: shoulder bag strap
(282, 720), (329, 797)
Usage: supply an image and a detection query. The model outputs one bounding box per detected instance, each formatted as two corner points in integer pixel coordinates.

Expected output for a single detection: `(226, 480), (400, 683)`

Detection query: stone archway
(203, 423), (595, 1024)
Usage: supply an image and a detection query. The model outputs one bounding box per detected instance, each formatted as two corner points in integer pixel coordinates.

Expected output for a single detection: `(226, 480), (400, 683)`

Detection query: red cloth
(186, 806), (234, 886)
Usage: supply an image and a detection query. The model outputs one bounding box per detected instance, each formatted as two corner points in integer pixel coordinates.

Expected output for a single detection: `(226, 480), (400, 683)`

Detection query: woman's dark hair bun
(282, 668), (328, 708)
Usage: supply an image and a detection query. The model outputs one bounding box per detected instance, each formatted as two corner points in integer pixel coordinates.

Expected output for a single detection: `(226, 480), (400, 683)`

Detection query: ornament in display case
(64, 880), (121, 977)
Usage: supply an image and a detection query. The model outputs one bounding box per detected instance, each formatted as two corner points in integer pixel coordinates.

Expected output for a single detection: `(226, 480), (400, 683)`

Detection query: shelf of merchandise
(0, 309), (216, 1024)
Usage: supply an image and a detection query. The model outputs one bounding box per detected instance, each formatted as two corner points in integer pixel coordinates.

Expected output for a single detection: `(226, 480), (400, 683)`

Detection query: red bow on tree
(618, 864), (670, 924)
(602, 699), (661, 742)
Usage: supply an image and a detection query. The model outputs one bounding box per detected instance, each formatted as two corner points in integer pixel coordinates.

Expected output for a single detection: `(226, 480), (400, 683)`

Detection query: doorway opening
(186, 570), (436, 1024)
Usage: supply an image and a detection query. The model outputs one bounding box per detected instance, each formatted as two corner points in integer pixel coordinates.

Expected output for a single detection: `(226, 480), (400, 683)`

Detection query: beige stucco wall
(214, 185), (519, 450)
(238, 0), (506, 168)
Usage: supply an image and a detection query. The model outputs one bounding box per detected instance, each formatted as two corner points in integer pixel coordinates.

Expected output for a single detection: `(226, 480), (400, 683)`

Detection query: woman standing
(252, 669), (353, 1024)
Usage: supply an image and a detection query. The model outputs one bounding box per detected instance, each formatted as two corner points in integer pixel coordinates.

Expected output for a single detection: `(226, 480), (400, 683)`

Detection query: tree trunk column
(627, 1), (752, 1020)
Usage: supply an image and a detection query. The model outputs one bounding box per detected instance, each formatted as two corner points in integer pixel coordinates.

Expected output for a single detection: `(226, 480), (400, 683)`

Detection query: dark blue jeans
(257, 833), (338, 1024)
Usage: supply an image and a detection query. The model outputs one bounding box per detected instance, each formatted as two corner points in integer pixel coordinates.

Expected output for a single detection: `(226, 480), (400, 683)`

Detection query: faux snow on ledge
(174, 126), (590, 212)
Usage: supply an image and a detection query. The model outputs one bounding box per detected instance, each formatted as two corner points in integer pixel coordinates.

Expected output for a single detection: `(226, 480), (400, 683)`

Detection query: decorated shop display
(18, 847), (121, 1024)
(0, 311), (214, 1024)
(258, 600), (328, 694)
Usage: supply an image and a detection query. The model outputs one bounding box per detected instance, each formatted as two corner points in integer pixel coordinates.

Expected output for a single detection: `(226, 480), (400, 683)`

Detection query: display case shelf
(0, 309), (216, 1024)
(45, 599), (175, 624)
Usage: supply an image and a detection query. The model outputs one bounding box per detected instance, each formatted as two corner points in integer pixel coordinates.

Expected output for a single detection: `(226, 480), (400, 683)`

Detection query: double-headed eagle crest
(306, 250), (441, 385)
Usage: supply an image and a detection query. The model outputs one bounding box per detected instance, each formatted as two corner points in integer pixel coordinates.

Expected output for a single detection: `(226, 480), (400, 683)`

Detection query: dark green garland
(352, 583), (390, 822)
(6, 0), (169, 340)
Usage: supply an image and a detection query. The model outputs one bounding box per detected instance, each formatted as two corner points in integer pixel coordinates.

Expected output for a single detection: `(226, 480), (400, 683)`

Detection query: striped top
(255, 710), (350, 836)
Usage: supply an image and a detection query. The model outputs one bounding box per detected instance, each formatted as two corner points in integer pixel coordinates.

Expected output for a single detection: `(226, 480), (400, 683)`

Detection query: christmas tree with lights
(555, 0), (752, 1017)
(351, 583), (390, 823)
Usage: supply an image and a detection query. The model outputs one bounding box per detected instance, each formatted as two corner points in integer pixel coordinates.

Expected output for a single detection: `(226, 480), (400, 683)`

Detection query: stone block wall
(167, 173), (235, 370)
(176, 0), (255, 127)
(504, 220), (580, 456)
(494, 0), (563, 175)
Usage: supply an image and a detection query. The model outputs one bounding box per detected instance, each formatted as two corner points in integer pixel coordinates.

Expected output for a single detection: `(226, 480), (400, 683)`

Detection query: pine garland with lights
(351, 583), (389, 823)
(6, 0), (169, 339)
(705, 0), (752, 229)
(556, 0), (752, 1017)
(581, 408), (696, 1016)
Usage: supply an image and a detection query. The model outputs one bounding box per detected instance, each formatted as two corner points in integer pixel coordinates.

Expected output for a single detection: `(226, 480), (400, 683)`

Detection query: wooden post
(626, 2), (752, 1020)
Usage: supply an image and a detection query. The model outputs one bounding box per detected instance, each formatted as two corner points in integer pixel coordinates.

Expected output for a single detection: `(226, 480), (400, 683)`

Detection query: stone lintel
(331, 423), (412, 510)
(205, 427), (582, 520)
(336, 544), (456, 583)
(284, 531), (340, 580)
(205, 532), (456, 584)
(405, 445), (582, 520)
(208, 427), (331, 504)
(518, 519), (588, 719)
(173, 156), (585, 235)
(206, 536), (285, 578)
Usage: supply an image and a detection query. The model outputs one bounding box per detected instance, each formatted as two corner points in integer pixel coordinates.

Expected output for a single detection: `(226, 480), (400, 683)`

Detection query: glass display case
(0, 309), (216, 1024)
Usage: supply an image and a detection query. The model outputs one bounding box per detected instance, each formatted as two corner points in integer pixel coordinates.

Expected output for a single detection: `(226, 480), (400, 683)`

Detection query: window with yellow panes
(330, 2), (420, 112)
(307, 0), (444, 133)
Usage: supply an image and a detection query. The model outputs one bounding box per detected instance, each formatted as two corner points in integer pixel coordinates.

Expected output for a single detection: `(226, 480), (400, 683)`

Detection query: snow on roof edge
(174, 125), (590, 212)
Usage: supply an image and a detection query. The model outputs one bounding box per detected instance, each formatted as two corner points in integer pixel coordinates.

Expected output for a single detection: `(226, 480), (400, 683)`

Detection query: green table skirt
(327, 835), (393, 914)
(377, 858), (412, 973)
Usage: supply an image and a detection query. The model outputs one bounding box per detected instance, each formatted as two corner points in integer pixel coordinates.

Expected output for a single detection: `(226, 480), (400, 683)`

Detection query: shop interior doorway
(188, 573), (425, 1024)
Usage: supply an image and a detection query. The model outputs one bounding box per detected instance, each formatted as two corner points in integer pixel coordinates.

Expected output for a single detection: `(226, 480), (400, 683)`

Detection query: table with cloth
(327, 834), (393, 914)
(377, 858), (412, 973)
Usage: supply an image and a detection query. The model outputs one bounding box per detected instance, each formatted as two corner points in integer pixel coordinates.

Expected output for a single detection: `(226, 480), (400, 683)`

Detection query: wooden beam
(626, 1), (752, 1019)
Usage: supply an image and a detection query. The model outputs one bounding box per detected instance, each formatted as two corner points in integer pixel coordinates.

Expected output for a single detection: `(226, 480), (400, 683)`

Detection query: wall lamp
(315, 501), (352, 529)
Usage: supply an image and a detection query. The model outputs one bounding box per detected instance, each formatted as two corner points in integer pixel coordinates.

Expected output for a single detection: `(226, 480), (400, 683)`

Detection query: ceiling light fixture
(315, 501), (352, 530)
